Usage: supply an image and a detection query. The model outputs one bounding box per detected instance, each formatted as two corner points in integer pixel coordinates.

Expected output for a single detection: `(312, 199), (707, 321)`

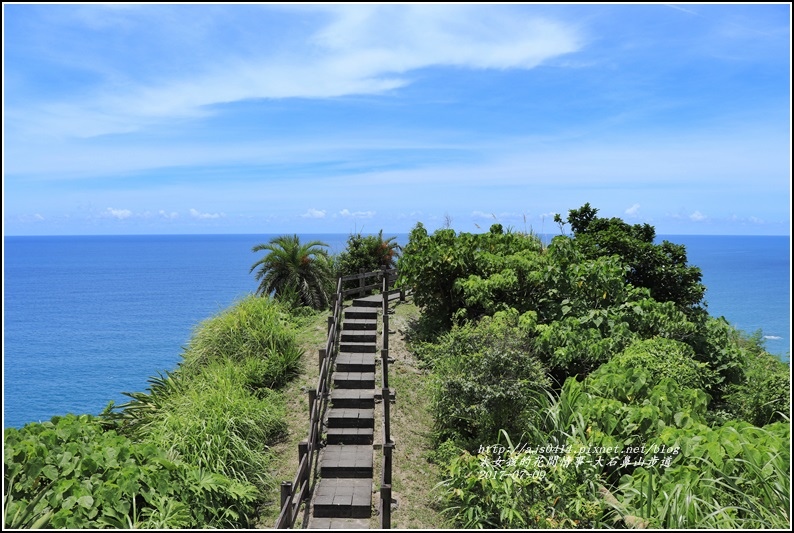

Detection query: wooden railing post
(380, 484), (392, 529)
(298, 441), (309, 489)
(318, 348), (326, 371)
(381, 349), (389, 392)
(280, 481), (292, 511)
(383, 441), (393, 486)
(359, 268), (365, 297)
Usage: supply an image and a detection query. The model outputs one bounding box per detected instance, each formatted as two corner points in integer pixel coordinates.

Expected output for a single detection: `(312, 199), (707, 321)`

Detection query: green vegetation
(250, 234), (333, 310)
(336, 229), (400, 278)
(4, 296), (300, 529)
(399, 204), (790, 529)
(4, 219), (789, 529)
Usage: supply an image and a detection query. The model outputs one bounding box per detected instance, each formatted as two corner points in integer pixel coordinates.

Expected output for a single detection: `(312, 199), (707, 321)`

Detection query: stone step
(309, 517), (370, 528)
(339, 342), (377, 354)
(335, 353), (376, 373)
(352, 291), (401, 308)
(351, 297), (382, 308)
(333, 372), (375, 389)
(327, 408), (374, 429)
(312, 478), (372, 519)
(320, 445), (373, 478)
(344, 307), (378, 320)
(330, 389), (375, 409)
(341, 330), (377, 343)
(342, 318), (377, 331)
(326, 427), (374, 445)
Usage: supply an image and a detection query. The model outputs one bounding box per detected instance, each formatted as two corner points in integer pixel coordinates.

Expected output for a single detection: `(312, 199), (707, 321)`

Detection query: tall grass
(181, 295), (302, 388)
(140, 360), (286, 493)
(111, 296), (301, 501)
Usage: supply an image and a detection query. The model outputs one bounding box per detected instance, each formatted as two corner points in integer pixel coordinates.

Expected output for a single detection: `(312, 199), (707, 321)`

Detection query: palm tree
(249, 235), (332, 310)
(374, 229), (400, 269)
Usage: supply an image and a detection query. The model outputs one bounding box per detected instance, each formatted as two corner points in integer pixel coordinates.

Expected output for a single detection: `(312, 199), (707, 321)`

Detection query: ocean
(2, 233), (790, 429)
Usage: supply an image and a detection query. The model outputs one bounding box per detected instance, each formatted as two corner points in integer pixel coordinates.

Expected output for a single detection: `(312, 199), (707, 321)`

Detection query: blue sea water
(2, 233), (790, 428)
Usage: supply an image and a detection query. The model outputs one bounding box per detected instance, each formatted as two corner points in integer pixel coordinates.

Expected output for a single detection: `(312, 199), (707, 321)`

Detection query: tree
(337, 230), (400, 280)
(249, 235), (332, 310)
(562, 204), (705, 311)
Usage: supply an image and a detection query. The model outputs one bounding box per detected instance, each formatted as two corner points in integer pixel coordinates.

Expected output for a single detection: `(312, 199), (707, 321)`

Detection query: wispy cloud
(339, 209), (376, 219)
(8, 5), (581, 139)
(689, 211), (707, 222)
(189, 208), (223, 220)
(301, 208), (326, 219)
(625, 203), (641, 217)
(105, 207), (132, 219)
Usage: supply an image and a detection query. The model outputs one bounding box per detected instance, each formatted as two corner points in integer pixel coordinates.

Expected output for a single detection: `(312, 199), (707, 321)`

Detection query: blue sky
(3, 3), (791, 236)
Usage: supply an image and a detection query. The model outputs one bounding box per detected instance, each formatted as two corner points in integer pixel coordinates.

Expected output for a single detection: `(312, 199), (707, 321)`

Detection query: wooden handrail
(379, 271), (394, 529)
(275, 267), (398, 529)
(274, 274), (343, 529)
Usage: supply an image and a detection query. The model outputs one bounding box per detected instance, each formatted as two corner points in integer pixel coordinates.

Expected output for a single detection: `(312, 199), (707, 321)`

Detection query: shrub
(180, 295), (301, 388)
(129, 361), (286, 494)
(423, 310), (550, 449)
(722, 348), (790, 426)
(4, 415), (258, 529)
(610, 337), (712, 391)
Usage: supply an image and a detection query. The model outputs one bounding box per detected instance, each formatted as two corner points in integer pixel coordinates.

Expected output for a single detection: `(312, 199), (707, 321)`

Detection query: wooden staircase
(309, 300), (379, 527)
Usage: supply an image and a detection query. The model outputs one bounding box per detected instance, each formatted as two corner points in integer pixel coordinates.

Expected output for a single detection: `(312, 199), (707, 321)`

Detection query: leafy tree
(559, 203), (706, 312)
(398, 222), (544, 331)
(420, 309), (550, 449)
(249, 234), (332, 310)
(336, 230), (400, 291)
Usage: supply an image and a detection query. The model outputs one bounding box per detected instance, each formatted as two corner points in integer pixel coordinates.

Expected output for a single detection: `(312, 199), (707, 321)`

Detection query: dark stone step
(336, 354), (376, 373)
(340, 342), (377, 354)
(330, 389), (375, 409)
(351, 297), (383, 308)
(326, 427), (374, 445)
(333, 372), (375, 389)
(309, 517), (370, 528)
(341, 330), (377, 343)
(342, 318), (377, 331)
(312, 478), (372, 518)
(327, 408), (374, 429)
(344, 307), (377, 320)
(320, 445), (373, 479)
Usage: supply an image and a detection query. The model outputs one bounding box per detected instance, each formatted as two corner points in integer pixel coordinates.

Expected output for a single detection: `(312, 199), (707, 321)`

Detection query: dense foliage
(4, 297), (301, 529)
(250, 234), (333, 310)
(336, 230), (399, 278)
(398, 205), (790, 529)
(558, 203), (706, 312)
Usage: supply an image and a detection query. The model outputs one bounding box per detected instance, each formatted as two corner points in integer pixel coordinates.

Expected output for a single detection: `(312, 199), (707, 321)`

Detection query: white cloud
(9, 5), (581, 139)
(625, 203), (640, 217)
(106, 207), (132, 219)
(339, 208), (375, 218)
(159, 210), (179, 219)
(189, 208), (223, 219)
(301, 208), (327, 219)
(689, 211), (707, 222)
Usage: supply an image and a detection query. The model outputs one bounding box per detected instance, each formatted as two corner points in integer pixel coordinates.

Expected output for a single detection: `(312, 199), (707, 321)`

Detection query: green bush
(4, 415), (258, 529)
(336, 230), (399, 291)
(398, 223), (544, 331)
(723, 348), (790, 426)
(612, 421), (790, 528)
(181, 295), (302, 388)
(423, 310), (550, 449)
(438, 431), (606, 528)
(610, 337), (712, 391)
(127, 360), (286, 493)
